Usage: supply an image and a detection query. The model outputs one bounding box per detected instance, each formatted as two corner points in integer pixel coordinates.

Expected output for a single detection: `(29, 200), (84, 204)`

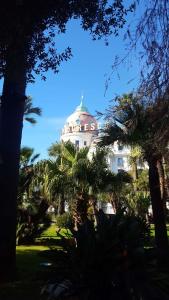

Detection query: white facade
(61, 101), (98, 149)
(61, 101), (131, 174)
(107, 142), (131, 173)
(61, 131), (96, 149)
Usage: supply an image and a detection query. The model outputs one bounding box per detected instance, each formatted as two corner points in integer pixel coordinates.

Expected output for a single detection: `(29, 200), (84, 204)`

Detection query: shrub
(44, 210), (150, 299)
(16, 215), (51, 245)
(55, 213), (73, 229)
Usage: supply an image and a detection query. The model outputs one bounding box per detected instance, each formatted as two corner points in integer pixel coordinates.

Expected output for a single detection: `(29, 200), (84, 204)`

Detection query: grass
(0, 225), (68, 300)
(0, 245), (50, 300)
(0, 225), (72, 300)
(16, 245), (51, 279)
(39, 224), (59, 239)
(37, 224), (71, 242)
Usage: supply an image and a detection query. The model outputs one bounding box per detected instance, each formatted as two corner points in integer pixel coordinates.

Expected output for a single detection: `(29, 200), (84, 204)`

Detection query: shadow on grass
(16, 246), (51, 280)
(0, 246), (52, 300)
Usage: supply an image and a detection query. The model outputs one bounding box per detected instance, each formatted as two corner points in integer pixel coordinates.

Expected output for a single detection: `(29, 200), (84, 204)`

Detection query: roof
(75, 99), (89, 113)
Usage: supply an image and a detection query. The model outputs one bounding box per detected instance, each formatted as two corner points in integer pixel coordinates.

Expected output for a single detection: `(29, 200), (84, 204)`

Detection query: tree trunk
(157, 158), (167, 216)
(0, 44), (27, 281)
(132, 161), (138, 181)
(88, 195), (98, 226)
(110, 192), (118, 213)
(58, 193), (65, 215)
(148, 157), (169, 265)
(73, 192), (88, 230)
(162, 155), (169, 207)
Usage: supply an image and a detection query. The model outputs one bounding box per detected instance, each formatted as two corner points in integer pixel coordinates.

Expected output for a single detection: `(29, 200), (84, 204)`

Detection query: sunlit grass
(38, 224), (71, 241)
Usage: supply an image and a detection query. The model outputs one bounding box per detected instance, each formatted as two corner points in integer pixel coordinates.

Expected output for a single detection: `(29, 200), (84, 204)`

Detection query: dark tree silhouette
(0, 1), (134, 280)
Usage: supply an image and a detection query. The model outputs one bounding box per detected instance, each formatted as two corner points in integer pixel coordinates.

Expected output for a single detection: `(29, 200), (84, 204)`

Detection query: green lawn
(39, 224), (59, 239)
(16, 245), (51, 279)
(37, 224), (71, 242)
(0, 245), (50, 300)
(0, 225), (72, 300)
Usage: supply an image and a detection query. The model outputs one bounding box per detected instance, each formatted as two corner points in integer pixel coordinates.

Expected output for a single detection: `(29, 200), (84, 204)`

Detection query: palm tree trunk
(89, 195), (98, 225)
(73, 192), (88, 230)
(0, 44), (27, 281)
(58, 193), (65, 215)
(132, 161), (138, 181)
(110, 192), (118, 213)
(148, 157), (169, 265)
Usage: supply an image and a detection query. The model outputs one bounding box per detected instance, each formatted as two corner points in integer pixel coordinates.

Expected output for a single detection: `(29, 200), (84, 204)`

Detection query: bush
(55, 213), (73, 229)
(16, 215), (51, 245)
(43, 210), (150, 299)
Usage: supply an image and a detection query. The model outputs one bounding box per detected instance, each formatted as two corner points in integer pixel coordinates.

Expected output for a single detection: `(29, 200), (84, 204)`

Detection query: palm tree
(62, 144), (128, 227)
(20, 146), (40, 168)
(48, 141), (77, 214)
(129, 146), (143, 181)
(18, 146), (39, 203)
(17, 147), (41, 243)
(48, 141), (133, 228)
(100, 93), (169, 264)
(49, 142), (109, 227)
(106, 170), (132, 213)
(24, 96), (41, 124)
(55, 143), (90, 224)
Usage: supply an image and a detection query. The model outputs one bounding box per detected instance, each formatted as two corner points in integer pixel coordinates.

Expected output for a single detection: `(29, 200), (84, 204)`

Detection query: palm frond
(24, 117), (37, 124)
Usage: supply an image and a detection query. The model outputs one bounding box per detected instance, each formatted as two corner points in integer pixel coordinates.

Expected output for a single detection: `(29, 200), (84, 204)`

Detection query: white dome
(61, 100), (98, 149)
(62, 101), (98, 134)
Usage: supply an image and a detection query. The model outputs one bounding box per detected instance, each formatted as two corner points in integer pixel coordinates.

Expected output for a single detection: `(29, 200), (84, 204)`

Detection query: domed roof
(66, 100), (96, 124)
(75, 100), (89, 113)
(63, 99), (98, 134)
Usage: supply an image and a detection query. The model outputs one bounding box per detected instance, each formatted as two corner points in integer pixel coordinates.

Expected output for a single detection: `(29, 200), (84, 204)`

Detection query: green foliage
(16, 214), (51, 245)
(55, 213), (73, 229)
(100, 94), (169, 262)
(54, 210), (149, 299)
(0, 1), (134, 81)
(125, 192), (150, 217)
(101, 93), (169, 160)
(24, 96), (42, 124)
(121, 169), (150, 217)
(20, 146), (40, 169)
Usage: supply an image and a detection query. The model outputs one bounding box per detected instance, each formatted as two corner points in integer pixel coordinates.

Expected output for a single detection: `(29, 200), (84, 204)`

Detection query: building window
(81, 126), (84, 131)
(75, 140), (79, 149)
(117, 157), (124, 167)
(118, 143), (123, 151)
(69, 126), (72, 133)
(84, 141), (87, 146)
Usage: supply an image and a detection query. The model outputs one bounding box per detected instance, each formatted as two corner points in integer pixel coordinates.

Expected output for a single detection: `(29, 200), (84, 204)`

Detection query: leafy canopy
(100, 93), (169, 159)
(0, 1), (135, 81)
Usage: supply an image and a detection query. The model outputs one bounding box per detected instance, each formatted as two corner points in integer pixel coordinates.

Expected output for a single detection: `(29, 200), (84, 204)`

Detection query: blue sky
(2, 6), (142, 159)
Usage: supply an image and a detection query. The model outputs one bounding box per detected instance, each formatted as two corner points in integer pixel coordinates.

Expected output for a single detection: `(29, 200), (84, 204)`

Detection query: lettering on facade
(63, 122), (99, 134)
